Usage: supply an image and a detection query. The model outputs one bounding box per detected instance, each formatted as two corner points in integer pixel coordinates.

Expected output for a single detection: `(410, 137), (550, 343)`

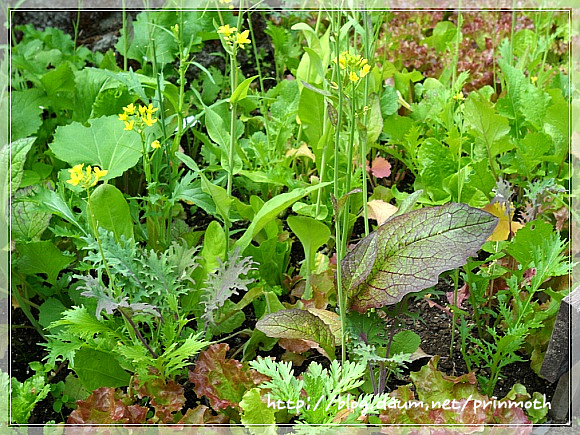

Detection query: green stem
(332, 7), (346, 364)
(122, 0), (128, 71)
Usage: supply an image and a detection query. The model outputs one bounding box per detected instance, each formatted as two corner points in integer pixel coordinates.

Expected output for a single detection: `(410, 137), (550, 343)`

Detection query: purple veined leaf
(342, 202), (498, 312)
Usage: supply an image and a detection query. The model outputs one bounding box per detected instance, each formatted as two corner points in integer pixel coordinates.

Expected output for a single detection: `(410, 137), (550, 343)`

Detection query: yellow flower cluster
(118, 103), (158, 132)
(452, 91), (465, 102)
(67, 164), (108, 188)
(333, 51), (371, 82)
(217, 25), (251, 49)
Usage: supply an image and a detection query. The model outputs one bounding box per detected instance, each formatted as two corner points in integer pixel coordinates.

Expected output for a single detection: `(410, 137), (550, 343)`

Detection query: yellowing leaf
(286, 142), (315, 161)
(482, 203), (524, 241)
(367, 200), (398, 225)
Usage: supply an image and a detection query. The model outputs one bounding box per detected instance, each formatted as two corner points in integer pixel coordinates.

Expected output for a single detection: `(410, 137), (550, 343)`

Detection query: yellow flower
(146, 103), (158, 115)
(66, 164), (84, 186)
(349, 71), (359, 82)
(452, 91), (465, 102)
(151, 140), (161, 149)
(531, 76), (538, 84)
(143, 115), (157, 127)
(123, 103), (136, 115)
(138, 104), (147, 116)
(235, 30), (251, 48)
(218, 24), (237, 38)
(360, 64), (371, 78)
(336, 54), (347, 69)
(124, 120), (135, 131)
(118, 112), (128, 121)
(93, 167), (108, 179)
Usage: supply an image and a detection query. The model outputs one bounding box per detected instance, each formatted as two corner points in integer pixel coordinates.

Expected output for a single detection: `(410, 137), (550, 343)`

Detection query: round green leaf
(50, 115), (142, 179)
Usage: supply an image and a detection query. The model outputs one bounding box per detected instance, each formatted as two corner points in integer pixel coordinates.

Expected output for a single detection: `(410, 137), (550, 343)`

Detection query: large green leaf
(87, 183), (134, 242)
(73, 348), (131, 392)
(255, 308), (336, 359)
(15, 241), (74, 285)
(50, 115), (142, 179)
(342, 203), (498, 312)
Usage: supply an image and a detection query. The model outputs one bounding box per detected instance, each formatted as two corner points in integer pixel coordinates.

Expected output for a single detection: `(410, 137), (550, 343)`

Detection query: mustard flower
(151, 140), (161, 149)
(349, 71), (359, 82)
(531, 76), (538, 84)
(235, 30), (251, 49)
(67, 164), (84, 186)
(360, 64), (371, 78)
(123, 103), (136, 115)
(124, 120), (135, 131)
(218, 24), (237, 38)
(452, 91), (465, 102)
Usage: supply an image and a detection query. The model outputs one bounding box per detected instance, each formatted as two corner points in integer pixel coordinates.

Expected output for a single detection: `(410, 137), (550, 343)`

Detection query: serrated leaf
(68, 387), (148, 424)
(189, 343), (266, 411)
(256, 308), (335, 359)
(240, 388), (276, 430)
(15, 241), (74, 285)
(10, 89), (45, 140)
(50, 115), (142, 179)
(30, 187), (86, 234)
(464, 93), (513, 162)
(343, 203), (498, 312)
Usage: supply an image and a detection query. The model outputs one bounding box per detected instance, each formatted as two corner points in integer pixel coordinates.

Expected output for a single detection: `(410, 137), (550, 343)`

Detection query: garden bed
(7, 5), (573, 431)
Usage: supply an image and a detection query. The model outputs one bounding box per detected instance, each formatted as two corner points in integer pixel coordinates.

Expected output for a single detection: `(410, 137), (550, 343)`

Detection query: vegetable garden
(3, 2), (576, 432)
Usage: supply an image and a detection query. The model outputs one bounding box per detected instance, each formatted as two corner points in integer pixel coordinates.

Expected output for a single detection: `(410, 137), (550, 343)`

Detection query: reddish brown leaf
(135, 377), (186, 423)
(189, 343), (269, 412)
(178, 405), (229, 425)
(67, 387), (148, 425)
(446, 283), (470, 309)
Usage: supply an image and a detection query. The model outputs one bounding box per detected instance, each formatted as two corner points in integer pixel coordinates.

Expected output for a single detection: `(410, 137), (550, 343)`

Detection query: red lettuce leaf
(189, 343), (268, 411)
(67, 387), (148, 425)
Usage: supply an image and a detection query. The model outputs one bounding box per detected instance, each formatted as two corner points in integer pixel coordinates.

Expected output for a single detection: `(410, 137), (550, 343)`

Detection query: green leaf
(230, 75), (258, 104)
(287, 215), (330, 298)
(234, 182), (331, 254)
(10, 373), (51, 424)
(50, 115), (142, 179)
(204, 106), (242, 174)
(256, 308), (335, 359)
(201, 220), (226, 274)
(390, 330), (421, 356)
(30, 187), (86, 234)
(72, 348), (131, 392)
(38, 298), (67, 333)
(464, 93), (513, 162)
(11, 191), (52, 242)
(3, 138), (35, 198)
(380, 85), (399, 117)
(240, 388), (276, 430)
(342, 203), (498, 312)
(15, 241), (74, 285)
(298, 85), (325, 148)
(87, 183), (134, 242)
(10, 89), (45, 140)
